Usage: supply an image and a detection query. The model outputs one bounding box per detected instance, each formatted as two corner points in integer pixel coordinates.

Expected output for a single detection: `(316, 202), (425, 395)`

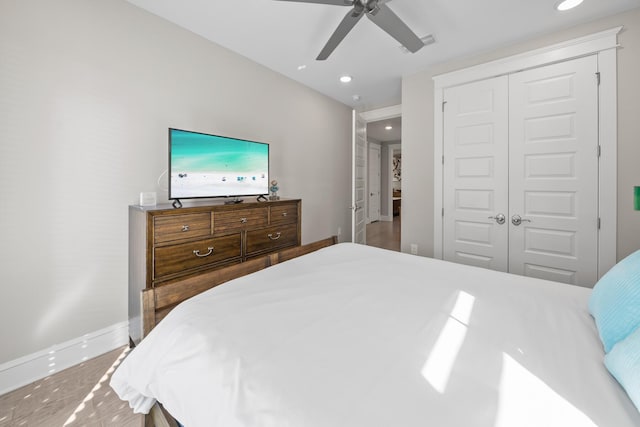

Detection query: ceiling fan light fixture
(556, 0), (584, 11)
(340, 75), (353, 83)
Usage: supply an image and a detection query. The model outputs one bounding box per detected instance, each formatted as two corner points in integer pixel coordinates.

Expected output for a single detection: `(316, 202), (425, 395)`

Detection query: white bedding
(111, 243), (640, 427)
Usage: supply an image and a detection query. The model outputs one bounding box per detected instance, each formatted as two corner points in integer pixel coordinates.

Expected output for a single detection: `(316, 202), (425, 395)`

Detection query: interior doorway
(365, 115), (401, 252)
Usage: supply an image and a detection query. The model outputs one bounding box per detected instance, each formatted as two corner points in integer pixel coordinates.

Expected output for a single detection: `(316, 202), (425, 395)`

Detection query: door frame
(433, 26), (621, 279)
(386, 143), (401, 222)
(360, 104), (402, 220)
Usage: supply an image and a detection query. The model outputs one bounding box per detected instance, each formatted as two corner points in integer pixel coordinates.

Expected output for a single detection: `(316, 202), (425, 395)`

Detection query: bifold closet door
(508, 55), (599, 286)
(442, 76), (509, 271)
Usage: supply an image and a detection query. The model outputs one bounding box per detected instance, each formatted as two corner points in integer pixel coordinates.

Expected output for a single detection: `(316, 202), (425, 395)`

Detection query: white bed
(111, 243), (640, 427)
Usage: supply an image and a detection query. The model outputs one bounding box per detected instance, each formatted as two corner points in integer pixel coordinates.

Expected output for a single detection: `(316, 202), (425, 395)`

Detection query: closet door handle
(488, 213), (506, 225)
(511, 215), (532, 226)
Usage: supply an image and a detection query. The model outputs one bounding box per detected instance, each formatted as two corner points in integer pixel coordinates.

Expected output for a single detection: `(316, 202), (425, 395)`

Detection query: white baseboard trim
(0, 321), (129, 396)
(380, 215), (393, 222)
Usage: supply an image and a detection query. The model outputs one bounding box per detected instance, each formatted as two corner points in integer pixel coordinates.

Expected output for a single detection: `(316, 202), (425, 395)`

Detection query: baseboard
(381, 215), (393, 222)
(0, 321), (129, 396)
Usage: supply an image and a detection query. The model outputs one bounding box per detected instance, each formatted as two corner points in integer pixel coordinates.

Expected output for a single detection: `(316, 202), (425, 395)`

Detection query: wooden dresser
(128, 199), (301, 343)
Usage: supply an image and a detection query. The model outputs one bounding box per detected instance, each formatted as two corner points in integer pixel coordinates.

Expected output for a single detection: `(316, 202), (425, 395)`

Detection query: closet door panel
(508, 55), (599, 287)
(443, 76), (509, 271)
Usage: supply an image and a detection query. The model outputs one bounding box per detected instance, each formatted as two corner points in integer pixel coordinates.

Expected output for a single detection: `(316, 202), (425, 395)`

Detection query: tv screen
(169, 128), (269, 200)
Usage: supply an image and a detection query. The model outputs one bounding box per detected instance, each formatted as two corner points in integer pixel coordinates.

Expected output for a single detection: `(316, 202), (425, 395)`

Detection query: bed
(111, 240), (640, 427)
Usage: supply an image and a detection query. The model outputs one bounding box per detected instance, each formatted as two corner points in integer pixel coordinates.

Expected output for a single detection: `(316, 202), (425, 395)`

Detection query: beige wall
(0, 0), (352, 363)
(402, 7), (640, 260)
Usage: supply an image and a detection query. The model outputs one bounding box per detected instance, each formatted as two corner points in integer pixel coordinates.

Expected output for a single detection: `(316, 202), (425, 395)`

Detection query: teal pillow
(589, 250), (640, 353)
(605, 326), (640, 412)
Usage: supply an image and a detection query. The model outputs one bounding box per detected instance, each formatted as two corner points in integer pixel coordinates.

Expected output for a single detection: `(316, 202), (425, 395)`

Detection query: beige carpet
(0, 346), (142, 427)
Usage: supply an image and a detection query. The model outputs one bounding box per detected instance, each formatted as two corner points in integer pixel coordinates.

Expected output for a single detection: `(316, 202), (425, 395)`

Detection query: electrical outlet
(410, 244), (418, 255)
(337, 227), (342, 236)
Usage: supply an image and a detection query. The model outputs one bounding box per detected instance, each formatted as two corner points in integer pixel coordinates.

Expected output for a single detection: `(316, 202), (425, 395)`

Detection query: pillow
(605, 326), (640, 412)
(589, 250), (640, 352)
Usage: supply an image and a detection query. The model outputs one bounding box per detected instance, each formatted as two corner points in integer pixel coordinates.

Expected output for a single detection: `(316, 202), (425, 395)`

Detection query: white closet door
(508, 56), (599, 286)
(443, 76), (509, 271)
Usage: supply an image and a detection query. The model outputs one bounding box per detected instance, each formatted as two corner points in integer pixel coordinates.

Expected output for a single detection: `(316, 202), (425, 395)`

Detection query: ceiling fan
(275, 0), (425, 60)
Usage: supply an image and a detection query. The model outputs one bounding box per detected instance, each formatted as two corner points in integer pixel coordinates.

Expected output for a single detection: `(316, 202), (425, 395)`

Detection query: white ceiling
(368, 117), (401, 142)
(125, 0), (640, 110)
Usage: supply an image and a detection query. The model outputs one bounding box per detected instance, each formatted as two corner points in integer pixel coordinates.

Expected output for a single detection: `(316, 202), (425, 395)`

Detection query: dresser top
(130, 198), (300, 214)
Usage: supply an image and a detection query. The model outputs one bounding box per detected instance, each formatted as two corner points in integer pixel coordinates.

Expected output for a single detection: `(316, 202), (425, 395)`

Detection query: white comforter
(111, 243), (640, 427)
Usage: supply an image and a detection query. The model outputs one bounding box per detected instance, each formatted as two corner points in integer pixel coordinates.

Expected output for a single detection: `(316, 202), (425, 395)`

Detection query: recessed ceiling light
(297, 64), (307, 70)
(385, 125), (393, 130)
(556, 0), (584, 11)
(352, 95), (361, 101)
(339, 75), (352, 83)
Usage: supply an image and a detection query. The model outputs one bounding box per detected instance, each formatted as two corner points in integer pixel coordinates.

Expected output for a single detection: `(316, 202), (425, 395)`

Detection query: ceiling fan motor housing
(364, 0), (381, 15)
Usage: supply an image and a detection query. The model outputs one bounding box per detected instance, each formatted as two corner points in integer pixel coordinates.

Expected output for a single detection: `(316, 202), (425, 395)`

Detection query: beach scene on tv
(170, 130), (269, 199)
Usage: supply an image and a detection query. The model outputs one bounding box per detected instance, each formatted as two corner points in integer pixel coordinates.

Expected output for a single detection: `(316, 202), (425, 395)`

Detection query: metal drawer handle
(240, 217), (248, 224)
(268, 232), (281, 240)
(282, 212), (287, 217)
(182, 225), (190, 232)
(193, 247), (214, 257)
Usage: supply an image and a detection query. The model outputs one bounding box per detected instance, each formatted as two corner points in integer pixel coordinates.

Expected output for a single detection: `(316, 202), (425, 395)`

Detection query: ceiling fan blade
(274, 0), (354, 6)
(316, 8), (364, 60)
(366, 3), (424, 53)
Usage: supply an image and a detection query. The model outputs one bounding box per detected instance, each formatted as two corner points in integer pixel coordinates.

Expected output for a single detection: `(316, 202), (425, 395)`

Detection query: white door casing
(434, 27), (620, 283)
(352, 110), (367, 244)
(443, 76), (509, 271)
(368, 143), (381, 223)
(441, 55), (600, 287)
(508, 56), (599, 285)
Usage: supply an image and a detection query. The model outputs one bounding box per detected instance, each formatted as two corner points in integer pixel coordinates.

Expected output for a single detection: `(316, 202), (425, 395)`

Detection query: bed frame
(140, 236), (338, 427)
(142, 235), (338, 337)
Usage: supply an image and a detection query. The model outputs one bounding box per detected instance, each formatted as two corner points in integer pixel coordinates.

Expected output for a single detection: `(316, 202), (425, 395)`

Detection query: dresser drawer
(213, 208), (268, 234)
(153, 234), (241, 280)
(270, 203), (298, 226)
(246, 223), (298, 255)
(154, 213), (211, 244)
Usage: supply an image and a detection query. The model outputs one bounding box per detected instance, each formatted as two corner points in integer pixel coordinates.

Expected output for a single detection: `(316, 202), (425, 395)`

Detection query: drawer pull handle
(282, 212), (288, 217)
(240, 218), (248, 224)
(193, 247), (214, 257)
(268, 232), (281, 240)
(182, 225), (190, 232)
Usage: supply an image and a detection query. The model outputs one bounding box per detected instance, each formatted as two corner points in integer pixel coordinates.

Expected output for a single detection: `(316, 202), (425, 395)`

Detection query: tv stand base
(224, 197), (244, 205)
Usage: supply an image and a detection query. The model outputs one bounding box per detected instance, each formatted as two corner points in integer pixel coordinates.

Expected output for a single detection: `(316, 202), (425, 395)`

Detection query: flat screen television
(168, 128), (269, 202)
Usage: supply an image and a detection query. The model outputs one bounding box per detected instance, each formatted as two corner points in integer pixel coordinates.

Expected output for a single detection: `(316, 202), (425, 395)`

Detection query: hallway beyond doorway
(366, 216), (400, 252)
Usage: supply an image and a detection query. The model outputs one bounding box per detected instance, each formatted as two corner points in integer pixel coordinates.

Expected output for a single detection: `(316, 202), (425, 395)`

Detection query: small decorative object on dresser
(269, 179), (280, 200)
(128, 198), (301, 343)
(139, 192), (157, 207)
